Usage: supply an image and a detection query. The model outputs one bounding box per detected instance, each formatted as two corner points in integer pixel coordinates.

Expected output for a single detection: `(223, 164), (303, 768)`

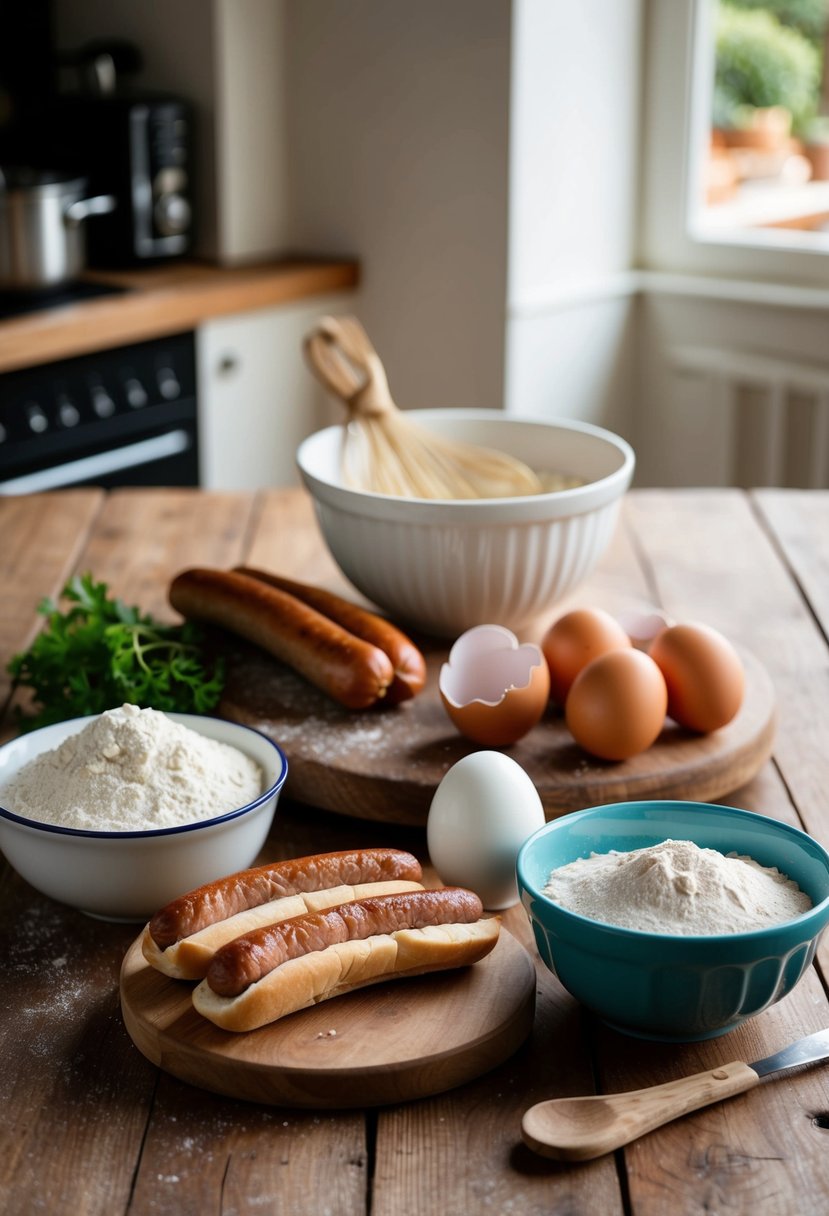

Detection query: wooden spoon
(521, 1061), (761, 1161)
(523, 1024), (829, 1161)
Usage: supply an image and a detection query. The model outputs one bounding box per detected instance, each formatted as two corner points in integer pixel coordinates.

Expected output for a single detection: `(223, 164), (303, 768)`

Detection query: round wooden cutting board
(218, 640), (777, 826)
(120, 927), (536, 1108)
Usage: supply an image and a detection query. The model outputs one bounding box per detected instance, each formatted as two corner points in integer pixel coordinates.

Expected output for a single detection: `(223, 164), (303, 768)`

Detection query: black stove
(0, 328), (199, 492)
(0, 280), (128, 320)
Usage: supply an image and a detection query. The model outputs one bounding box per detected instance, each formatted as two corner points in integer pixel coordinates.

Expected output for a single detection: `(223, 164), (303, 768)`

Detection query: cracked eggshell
(438, 624), (550, 746)
(427, 751), (546, 909)
(615, 606), (674, 652)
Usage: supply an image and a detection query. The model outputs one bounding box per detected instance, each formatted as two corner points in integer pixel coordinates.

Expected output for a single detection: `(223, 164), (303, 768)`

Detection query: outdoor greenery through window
(698, 0), (829, 247)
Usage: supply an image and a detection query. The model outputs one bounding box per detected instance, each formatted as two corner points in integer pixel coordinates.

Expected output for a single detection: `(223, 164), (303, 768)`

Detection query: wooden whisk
(303, 315), (544, 499)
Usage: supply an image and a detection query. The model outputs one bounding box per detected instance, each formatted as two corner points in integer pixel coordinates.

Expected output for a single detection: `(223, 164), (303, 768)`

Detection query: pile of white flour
(543, 838), (811, 935)
(0, 704), (263, 832)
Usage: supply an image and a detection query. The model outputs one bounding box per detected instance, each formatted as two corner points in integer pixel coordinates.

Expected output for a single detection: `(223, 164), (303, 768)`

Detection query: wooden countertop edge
(0, 258), (360, 373)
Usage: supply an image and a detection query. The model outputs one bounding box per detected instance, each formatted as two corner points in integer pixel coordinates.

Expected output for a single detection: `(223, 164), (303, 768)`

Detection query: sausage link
(207, 887), (484, 996)
(234, 566), (427, 704)
(149, 848), (423, 949)
(169, 567), (394, 710)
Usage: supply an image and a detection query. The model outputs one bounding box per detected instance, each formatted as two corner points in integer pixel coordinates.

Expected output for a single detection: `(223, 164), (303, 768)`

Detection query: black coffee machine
(1, 27), (194, 269)
(47, 41), (194, 267)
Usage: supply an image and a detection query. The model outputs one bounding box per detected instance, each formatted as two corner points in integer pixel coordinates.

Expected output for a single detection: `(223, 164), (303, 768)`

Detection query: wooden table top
(2, 485), (829, 1215)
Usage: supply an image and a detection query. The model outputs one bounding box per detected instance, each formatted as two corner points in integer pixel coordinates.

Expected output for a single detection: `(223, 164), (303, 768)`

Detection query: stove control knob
(58, 396), (80, 428)
(92, 387), (116, 419)
(157, 367), (181, 400)
(125, 377), (148, 409)
(26, 403), (49, 434)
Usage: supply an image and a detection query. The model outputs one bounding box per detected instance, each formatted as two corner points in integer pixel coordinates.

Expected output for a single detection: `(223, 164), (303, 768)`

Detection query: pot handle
(64, 194), (117, 227)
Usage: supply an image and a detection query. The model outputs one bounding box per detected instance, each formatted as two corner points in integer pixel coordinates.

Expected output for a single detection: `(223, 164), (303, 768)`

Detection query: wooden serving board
(120, 927), (536, 1108)
(218, 639), (777, 826)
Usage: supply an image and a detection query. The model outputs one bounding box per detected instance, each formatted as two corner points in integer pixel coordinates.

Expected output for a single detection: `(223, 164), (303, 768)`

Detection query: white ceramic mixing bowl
(297, 410), (635, 638)
(0, 713), (288, 921)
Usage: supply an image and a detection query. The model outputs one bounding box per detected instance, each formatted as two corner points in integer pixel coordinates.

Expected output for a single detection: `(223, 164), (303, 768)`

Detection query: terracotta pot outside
(719, 105), (792, 152)
(805, 142), (829, 180)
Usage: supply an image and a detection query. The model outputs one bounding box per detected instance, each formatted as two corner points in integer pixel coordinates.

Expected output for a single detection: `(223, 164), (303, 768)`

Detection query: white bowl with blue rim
(0, 713), (288, 921)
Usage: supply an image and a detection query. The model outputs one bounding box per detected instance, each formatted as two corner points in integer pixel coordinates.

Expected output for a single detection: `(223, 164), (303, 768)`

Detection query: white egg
(426, 751), (546, 909)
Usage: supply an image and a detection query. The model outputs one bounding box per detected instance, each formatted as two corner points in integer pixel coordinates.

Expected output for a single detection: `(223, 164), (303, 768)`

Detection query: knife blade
(749, 1026), (829, 1077)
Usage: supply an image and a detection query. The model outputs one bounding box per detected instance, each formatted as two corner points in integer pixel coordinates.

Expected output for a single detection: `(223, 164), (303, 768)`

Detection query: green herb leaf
(8, 574), (225, 731)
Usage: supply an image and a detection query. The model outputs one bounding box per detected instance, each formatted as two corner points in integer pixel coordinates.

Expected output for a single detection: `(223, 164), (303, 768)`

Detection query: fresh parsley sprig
(7, 573), (225, 731)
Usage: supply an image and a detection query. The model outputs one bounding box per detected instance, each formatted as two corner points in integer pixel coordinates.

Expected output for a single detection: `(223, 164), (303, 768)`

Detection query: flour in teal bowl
(543, 838), (812, 935)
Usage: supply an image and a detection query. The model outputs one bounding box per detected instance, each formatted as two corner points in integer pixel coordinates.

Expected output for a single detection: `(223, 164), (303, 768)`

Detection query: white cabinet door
(197, 294), (352, 489)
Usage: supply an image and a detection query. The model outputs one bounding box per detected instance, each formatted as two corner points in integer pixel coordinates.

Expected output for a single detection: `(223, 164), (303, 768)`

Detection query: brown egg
(541, 607), (631, 704)
(649, 622), (745, 733)
(439, 624), (551, 746)
(565, 648), (668, 761)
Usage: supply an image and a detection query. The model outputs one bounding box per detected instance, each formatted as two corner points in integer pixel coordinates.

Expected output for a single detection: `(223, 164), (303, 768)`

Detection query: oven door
(0, 332), (199, 495)
(0, 419), (198, 493)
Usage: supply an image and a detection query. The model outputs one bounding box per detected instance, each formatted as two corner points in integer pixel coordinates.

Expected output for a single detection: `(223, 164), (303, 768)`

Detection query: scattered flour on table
(543, 838), (812, 934)
(0, 704), (263, 831)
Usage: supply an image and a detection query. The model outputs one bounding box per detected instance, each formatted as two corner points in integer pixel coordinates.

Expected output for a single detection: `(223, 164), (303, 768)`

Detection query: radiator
(669, 346), (829, 488)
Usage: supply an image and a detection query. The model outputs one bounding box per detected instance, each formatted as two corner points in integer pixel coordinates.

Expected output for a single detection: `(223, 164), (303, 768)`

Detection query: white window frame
(640, 0), (829, 287)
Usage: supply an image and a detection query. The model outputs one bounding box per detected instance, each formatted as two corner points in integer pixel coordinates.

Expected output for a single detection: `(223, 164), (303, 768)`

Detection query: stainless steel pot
(0, 168), (116, 290)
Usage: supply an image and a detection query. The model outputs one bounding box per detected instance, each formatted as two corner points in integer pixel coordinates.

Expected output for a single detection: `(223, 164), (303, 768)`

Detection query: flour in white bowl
(543, 838), (812, 935)
(0, 704), (264, 832)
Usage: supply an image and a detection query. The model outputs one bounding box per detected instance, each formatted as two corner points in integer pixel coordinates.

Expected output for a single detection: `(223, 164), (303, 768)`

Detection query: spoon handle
(521, 1060), (760, 1161)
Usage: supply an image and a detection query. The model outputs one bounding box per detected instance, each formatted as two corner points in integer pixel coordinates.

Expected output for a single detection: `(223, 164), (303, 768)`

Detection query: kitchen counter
(0, 257), (360, 374)
(3, 485), (829, 1215)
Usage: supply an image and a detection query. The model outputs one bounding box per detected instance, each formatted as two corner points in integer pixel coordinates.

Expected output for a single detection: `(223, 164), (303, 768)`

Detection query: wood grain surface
(218, 637), (776, 825)
(120, 926), (536, 1108)
(4, 487), (829, 1216)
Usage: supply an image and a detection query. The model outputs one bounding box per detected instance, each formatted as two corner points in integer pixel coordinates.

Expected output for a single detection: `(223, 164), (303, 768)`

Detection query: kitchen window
(693, 0), (829, 252)
(641, 0), (829, 286)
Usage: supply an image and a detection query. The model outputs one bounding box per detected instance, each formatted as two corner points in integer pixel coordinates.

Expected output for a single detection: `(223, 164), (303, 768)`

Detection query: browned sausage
(149, 848), (423, 949)
(169, 567), (394, 710)
(206, 887), (484, 996)
(233, 566), (427, 705)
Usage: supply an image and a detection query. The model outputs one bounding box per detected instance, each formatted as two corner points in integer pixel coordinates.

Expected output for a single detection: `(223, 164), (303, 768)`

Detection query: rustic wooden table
(2, 486), (829, 1215)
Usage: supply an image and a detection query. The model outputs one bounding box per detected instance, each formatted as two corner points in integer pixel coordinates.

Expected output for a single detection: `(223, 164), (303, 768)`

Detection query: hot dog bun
(149, 848), (423, 949)
(142, 878), (425, 980)
(192, 917), (500, 1032)
(207, 888), (486, 996)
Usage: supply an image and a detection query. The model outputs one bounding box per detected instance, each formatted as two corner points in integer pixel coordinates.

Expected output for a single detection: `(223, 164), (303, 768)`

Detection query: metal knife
(522, 1027), (829, 1161)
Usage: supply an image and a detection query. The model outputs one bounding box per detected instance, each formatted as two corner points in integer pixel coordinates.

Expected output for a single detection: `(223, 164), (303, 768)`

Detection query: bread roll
(192, 917), (500, 1032)
(142, 879), (425, 980)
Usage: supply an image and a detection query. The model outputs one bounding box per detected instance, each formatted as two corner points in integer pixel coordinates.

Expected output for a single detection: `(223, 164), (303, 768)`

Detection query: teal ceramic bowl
(516, 801), (829, 1041)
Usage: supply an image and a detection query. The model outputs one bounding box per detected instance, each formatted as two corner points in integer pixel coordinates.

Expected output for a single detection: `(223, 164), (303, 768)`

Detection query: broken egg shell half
(615, 606), (675, 652)
(439, 624), (550, 746)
